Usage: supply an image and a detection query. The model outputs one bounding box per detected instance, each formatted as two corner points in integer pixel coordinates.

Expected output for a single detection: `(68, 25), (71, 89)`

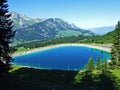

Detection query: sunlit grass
(16, 47), (27, 52)
(9, 65), (22, 73)
(112, 70), (120, 79)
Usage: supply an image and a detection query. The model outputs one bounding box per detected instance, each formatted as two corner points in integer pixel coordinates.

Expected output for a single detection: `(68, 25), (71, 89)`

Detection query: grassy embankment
(16, 43), (112, 52)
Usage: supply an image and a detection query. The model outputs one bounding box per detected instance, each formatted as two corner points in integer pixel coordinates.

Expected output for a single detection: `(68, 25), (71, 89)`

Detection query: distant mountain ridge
(90, 26), (115, 35)
(11, 12), (94, 42)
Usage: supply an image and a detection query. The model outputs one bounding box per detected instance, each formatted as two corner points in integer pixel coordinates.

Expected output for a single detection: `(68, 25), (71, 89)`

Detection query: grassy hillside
(56, 30), (82, 37)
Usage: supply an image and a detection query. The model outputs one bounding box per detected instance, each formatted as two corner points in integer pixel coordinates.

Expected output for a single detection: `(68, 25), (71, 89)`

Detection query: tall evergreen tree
(0, 0), (15, 73)
(96, 56), (101, 70)
(111, 21), (120, 68)
(101, 59), (108, 71)
(87, 57), (95, 71)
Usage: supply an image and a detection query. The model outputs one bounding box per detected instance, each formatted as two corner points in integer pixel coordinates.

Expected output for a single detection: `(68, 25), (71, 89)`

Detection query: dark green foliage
(74, 70), (118, 90)
(0, 0), (15, 74)
(76, 71), (97, 90)
(110, 21), (120, 68)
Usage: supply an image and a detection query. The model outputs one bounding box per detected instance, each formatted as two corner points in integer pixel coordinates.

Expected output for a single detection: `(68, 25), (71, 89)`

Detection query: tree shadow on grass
(0, 72), (26, 90)
(0, 67), (78, 90)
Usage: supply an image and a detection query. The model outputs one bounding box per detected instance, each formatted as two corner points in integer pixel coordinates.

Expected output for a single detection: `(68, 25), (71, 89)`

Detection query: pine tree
(96, 56), (101, 70)
(101, 59), (108, 73)
(87, 57), (94, 71)
(111, 21), (120, 68)
(0, 0), (15, 74)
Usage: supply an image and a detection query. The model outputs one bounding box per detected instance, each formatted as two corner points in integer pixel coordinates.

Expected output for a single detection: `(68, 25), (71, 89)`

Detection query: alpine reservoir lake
(13, 46), (111, 71)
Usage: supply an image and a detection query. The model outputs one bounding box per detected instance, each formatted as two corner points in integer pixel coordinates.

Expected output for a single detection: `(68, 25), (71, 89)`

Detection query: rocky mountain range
(10, 11), (43, 30)
(11, 12), (95, 42)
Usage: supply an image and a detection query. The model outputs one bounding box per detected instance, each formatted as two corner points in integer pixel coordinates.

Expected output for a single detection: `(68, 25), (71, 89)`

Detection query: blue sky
(8, 0), (120, 28)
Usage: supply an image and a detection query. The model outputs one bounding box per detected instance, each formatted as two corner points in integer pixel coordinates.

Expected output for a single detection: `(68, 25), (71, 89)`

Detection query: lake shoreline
(12, 43), (111, 57)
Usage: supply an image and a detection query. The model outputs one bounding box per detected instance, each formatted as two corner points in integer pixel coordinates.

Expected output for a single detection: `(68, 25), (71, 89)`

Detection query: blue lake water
(13, 46), (111, 71)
